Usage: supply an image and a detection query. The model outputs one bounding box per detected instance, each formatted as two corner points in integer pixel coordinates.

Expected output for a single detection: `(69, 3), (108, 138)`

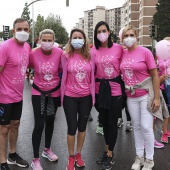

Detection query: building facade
(74, 0), (158, 47)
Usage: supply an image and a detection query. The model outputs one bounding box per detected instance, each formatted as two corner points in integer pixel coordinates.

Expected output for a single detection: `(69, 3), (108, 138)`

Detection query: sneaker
(161, 133), (169, 143)
(88, 113), (93, 121)
(166, 130), (170, 137)
(142, 159), (154, 170)
(75, 153), (85, 167)
(66, 156), (75, 170)
(117, 118), (123, 127)
(1, 164), (11, 170)
(7, 153), (29, 168)
(96, 125), (104, 135)
(42, 148), (58, 161)
(125, 121), (132, 131)
(96, 151), (107, 164)
(31, 158), (43, 170)
(154, 139), (164, 148)
(131, 156), (144, 170)
(101, 155), (115, 170)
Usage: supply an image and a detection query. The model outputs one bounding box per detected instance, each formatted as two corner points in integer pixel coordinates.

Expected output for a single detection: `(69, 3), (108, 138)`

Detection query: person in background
(120, 25), (161, 170)
(0, 18), (30, 170)
(91, 21), (123, 170)
(29, 29), (63, 170)
(156, 37), (170, 144)
(61, 28), (95, 170)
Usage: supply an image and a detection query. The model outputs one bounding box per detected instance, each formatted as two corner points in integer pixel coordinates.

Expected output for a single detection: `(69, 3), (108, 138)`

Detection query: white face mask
(123, 37), (137, 47)
(15, 31), (29, 43)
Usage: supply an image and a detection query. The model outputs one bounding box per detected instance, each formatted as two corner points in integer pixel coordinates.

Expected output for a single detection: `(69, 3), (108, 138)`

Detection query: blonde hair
(121, 25), (137, 42)
(65, 28), (91, 61)
(39, 29), (56, 40)
(164, 37), (170, 41)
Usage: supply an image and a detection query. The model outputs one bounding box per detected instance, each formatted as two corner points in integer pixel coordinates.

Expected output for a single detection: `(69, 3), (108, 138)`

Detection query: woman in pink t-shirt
(156, 38), (170, 143)
(30, 29), (63, 170)
(120, 25), (160, 170)
(61, 28), (95, 170)
(91, 21), (123, 170)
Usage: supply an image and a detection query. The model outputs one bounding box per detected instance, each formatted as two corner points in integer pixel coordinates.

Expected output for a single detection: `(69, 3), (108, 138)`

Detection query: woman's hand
(151, 98), (160, 113)
(160, 74), (168, 84)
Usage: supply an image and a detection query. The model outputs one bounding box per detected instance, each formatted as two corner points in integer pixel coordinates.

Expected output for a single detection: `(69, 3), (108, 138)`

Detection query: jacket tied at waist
(32, 82), (61, 116)
(96, 75), (125, 110)
(125, 77), (169, 131)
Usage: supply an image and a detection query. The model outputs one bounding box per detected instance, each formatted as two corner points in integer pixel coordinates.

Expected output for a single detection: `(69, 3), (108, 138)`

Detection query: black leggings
(32, 95), (60, 158)
(63, 95), (92, 136)
(95, 94), (123, 151)
(119, 96), (131, 121)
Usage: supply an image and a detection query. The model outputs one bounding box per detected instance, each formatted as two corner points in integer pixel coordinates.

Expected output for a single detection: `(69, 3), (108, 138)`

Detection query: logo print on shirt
(12, 53), (29, 84)
(122, 58), (138, 85)
(41, 62), (54, 81)
(20, 53), (28, 76)
(73, 60), (87, 82)
(100, 55), (114, 77)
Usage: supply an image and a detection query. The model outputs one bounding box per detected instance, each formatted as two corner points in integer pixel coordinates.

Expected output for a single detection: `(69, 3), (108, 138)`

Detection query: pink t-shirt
(30, 47), (63, 97)
(91, 43), (123, 96)
(0, 38), (30, 104)
(120, 46), (156, 98)
(65, 53), (91, 97)
(157, 56), (170, 89)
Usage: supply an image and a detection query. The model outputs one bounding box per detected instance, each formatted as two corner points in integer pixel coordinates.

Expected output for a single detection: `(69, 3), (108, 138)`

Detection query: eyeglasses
(124, 34), (135, 38)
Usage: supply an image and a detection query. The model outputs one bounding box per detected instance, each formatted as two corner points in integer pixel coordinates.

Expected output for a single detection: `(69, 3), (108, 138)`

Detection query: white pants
(127, 94), (154, 160)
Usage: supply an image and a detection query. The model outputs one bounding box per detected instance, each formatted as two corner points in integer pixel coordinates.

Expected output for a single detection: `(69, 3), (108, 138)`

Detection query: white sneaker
(131, 156), (144, 170)
(142, 159), (154, 170)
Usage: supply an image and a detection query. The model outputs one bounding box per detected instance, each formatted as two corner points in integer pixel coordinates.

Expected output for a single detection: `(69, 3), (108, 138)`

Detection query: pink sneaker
(31, 158), (43, 170)
(167, 130), (170, 137)
(75, 153), (85, 167)
(42, 148), (58, 161)
(154, 139), (164, 148)
(161, 133), (169, 143)
(66, 156), (75, 170)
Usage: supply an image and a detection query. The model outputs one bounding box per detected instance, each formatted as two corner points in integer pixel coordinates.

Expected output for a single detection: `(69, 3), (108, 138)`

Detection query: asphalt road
(7, 81), (170, 170)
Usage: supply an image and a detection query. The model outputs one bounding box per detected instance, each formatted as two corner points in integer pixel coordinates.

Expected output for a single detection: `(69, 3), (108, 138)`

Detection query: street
(8, 80), (170, 170)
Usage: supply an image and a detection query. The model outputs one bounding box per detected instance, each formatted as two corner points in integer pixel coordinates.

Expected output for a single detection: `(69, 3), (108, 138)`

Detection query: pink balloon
(119, 27), (125, 41)
(156, 40), (170, 60)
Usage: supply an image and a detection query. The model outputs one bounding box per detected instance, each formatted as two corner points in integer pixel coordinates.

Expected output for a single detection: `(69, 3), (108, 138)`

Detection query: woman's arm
(149, 68), (160, 112)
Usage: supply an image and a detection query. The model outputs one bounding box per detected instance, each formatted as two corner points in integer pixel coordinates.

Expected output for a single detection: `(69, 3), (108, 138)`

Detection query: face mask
(123, 37), (137, 47)
(15, 31), (29, 42)
(71, 39), (84, 49)
(97, 33), (109, 43)
(41, 42), (54, 51)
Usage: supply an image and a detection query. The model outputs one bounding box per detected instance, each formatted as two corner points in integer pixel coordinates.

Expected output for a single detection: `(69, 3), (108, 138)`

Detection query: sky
(0, 0), (125, 34)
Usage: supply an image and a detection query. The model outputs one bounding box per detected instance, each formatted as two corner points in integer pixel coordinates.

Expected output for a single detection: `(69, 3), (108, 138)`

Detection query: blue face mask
(71, 39), (84, 49)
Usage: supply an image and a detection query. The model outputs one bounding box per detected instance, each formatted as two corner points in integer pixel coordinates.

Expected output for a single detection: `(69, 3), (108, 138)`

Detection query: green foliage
(153, 0), (170, 41)
(34, 13), (69, 45)
(34, 14), (45, 38)
(22, 2), (32, 25)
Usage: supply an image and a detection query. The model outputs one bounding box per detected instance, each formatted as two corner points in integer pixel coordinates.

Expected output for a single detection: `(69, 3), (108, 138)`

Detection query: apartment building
(106, 7), (121, 36)
(74, 0), (158, 47)
(75, 6), (123, 43)
(124, 0), (158, 47)
(138, 0), (158, 46)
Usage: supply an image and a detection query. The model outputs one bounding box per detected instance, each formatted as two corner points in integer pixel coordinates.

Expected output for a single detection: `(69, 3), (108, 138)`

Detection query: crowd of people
(0, 17), (170, 170)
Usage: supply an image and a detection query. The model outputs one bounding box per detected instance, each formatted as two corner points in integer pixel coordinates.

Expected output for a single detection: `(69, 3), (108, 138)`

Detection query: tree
(153, 0), (170, 41)
(22, 2), (33, 45)
(34, 14), (45, 38)
(34, 13), (68, 45)
(22, 2), (32, 25)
